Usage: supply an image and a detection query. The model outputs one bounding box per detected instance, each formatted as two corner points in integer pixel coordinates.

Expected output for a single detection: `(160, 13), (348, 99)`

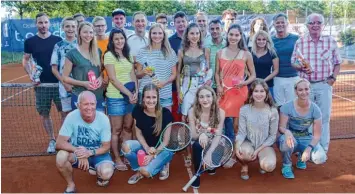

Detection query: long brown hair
(192, 85), (220, 129)
(245, 78), (274, 107)
(141, 83), (163, 136)
(77, 22), (101, 67)
(181, 23), (203, 53)
(249, 17), (269, 38)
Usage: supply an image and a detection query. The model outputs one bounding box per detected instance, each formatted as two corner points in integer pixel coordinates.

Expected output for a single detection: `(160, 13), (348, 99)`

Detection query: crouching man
(56, 91), (114, 193)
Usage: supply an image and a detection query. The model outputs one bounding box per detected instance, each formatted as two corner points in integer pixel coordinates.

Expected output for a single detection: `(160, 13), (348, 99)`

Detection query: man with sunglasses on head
(291, 13), (342, 158)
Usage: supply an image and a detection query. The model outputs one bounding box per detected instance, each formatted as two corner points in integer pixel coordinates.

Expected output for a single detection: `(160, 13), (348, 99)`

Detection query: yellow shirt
(104, 52), (133, 98)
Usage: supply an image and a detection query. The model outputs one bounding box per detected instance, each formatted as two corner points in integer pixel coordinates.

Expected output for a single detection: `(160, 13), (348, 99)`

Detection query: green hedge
(1, 51), (23, 65)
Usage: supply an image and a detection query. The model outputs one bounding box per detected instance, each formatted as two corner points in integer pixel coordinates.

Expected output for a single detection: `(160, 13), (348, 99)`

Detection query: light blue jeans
(310, 81), (332, 153)
(278, 135), (327, 166)
(121, 140), (174, 177)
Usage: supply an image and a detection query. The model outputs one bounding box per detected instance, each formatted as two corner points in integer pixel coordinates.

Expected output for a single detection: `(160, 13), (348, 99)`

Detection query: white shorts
(61, 97), (72, 112)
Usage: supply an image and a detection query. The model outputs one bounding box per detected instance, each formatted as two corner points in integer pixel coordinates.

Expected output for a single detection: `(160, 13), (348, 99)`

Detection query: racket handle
(182, 175), (198, 192)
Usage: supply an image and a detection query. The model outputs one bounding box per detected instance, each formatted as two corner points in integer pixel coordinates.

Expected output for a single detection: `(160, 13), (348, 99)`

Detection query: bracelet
(307, 144), (314, 150)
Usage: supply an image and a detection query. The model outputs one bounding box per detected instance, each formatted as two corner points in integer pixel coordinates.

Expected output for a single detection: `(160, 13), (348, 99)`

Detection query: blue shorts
(72, 152), (114, 169)
(107, 97), (133, 116)
(138, 92), (173, 108)
(71, 93), (105, 112)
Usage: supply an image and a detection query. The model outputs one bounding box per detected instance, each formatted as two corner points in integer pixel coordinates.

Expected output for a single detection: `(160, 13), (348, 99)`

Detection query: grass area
(1, 51), (23, 65)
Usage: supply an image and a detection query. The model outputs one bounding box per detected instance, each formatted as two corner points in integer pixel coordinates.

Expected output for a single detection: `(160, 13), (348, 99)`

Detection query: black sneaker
(207, 169), (216, 175)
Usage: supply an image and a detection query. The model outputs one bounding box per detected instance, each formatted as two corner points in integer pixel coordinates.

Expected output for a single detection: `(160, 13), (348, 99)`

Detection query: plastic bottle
(137, 149), (147, 166)
(88, 70), (96, 83)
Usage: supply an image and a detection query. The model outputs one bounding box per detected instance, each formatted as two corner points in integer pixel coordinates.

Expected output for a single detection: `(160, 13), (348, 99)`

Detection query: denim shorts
(138, 92), (173, 108)
(72, 152), (114, 169)
(71, 93), (105, 112)
(107, 97), (133, 116)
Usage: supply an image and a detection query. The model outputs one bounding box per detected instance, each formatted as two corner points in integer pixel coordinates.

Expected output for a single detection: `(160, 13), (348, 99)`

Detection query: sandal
(184, 155), (192, 167)
(223, 158), (237, 169)
(97, 177), (110, 187)
(115, 161), (128, 171)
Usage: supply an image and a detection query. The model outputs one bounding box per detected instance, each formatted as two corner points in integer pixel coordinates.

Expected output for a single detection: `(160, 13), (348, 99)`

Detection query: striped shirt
(204, 37), (226, 88)
(291, 35), (342, 82)
(136, 48), (177, 99)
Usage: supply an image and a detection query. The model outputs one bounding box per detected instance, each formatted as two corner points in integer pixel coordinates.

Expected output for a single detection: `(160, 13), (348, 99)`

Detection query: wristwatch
(307, 144), (314, 151)
(91, 149), (96, 156)
(328, 74), (336, 81)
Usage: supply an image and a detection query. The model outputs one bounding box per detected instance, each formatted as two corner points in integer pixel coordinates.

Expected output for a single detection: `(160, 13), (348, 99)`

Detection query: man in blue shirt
(22, 12), (63, 154)
(271, 13), (300, 107)
(168, 11), (187, 122)
(56, 91), (114, 193)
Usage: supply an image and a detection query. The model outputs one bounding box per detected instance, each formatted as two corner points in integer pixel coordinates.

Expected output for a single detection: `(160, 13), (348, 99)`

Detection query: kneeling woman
(122, 84), (174, 184)
(235, 79), (279, 180)
(279, 79), (326, 179)
(188, 85), (225, 188)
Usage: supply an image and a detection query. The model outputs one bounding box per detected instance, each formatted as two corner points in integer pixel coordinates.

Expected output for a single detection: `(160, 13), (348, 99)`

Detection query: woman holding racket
(235, 79), (279, 180)
(278, 79), (326, 179)
(215, 24), (256, 168)
(251, 30), (279, 99)
(121, 83), (174, 184)
(187, 85), (225, 188)
(177, 23), (212, 122)
(104, 28), (138, 171)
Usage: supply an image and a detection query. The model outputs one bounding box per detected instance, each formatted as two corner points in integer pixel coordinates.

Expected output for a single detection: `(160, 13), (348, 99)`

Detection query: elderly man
(291, 13), (342, 156)
(56, 91), (114, 193)
(271, 13), (300, 107)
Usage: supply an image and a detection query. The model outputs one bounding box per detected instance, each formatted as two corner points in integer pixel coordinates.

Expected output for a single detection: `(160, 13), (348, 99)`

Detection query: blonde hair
(192, 85), (220, 129)
(147, 23), (173, 58)
(77, 22), (101, 67)
(141, 83), (163, 136)
(294, 78), (311, 90)
(92, 16), (106, 25)
(251, 30), (276, 56)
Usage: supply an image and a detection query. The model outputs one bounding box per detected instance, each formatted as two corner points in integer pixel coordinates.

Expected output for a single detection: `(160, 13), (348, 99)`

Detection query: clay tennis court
(2, 63), (355, 193)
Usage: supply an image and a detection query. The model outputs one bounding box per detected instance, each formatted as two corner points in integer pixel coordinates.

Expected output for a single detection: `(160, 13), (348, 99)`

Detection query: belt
(292, 130), (312, 137)
(309, 79), (326, 83)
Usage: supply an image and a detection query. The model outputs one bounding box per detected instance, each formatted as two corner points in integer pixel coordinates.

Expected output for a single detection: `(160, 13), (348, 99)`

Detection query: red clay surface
(1, 63), (355, 193)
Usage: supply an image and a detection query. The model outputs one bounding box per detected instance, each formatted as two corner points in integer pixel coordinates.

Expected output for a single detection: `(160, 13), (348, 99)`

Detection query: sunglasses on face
(308, 21), (322, 25)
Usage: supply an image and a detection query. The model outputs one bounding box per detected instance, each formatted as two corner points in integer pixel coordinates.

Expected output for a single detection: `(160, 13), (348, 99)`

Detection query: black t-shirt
(24, 34), (62, 83)
(252, 50), (277, 87)
(132, 106), (173, 147)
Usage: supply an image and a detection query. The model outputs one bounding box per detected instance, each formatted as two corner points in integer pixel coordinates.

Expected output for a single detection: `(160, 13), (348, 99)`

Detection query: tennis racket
(182, 134), (233, 192)
(155, 122), (192, 153)
(221, 62), (245, 93)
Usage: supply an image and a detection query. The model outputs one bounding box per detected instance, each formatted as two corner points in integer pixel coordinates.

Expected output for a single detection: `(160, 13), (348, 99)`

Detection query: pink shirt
(291, 35), (342, 81)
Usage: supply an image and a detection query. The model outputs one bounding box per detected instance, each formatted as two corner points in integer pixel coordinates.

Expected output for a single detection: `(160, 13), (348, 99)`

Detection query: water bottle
(137, 149), (147, 166)
(33, 65), (43, 84)
(88, 70), (96, 83)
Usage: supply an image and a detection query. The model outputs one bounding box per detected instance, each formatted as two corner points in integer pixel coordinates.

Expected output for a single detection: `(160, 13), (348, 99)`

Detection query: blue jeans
(106, 97), (133, 116)
(72, 152), (114, 169)
(122, 140), (174, 177)
(278, 135), (327, 166)
(224, 117), (235, 144)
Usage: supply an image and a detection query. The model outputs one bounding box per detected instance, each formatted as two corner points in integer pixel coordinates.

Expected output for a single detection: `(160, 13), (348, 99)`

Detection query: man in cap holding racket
(291, 13), (342, 156)
(56, 91), (114, 193)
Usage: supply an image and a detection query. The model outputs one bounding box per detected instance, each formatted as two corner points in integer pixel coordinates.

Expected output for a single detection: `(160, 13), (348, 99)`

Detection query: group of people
(22, 8), (342, 193)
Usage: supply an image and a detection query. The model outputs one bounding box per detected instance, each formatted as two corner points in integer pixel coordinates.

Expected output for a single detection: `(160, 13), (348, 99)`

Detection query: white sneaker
(46, 139), (56, 153)
(159, 165), (170, 180)
(128, 173), (143, 184)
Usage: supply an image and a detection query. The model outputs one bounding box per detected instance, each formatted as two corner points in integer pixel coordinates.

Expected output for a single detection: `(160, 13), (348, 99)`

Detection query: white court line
(3, 75), (28, 83)
(183, 154), (199, 194)
(1, 87), (33, 102)
(332, 94), (355, 103)
(337, 80), (355, 87)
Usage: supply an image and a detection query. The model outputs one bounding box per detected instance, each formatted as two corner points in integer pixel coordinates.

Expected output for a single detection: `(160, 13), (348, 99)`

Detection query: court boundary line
(3, 75), (28, 83)
(1, 87), (33, 102)
(183, 153), (198, 194)
(332, 94), (355, 103)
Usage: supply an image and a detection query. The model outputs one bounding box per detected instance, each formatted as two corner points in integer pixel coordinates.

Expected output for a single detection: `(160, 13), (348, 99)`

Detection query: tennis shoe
(296, 155), (307, 170)
(159, 164), (170, 180)
(47, 139), (56, 154)
(281, 165), (295, 179)
(128, 173), (143, 184)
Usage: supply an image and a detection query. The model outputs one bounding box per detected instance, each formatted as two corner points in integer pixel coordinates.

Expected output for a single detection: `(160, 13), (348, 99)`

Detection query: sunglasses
(308, 21), (322, 25)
